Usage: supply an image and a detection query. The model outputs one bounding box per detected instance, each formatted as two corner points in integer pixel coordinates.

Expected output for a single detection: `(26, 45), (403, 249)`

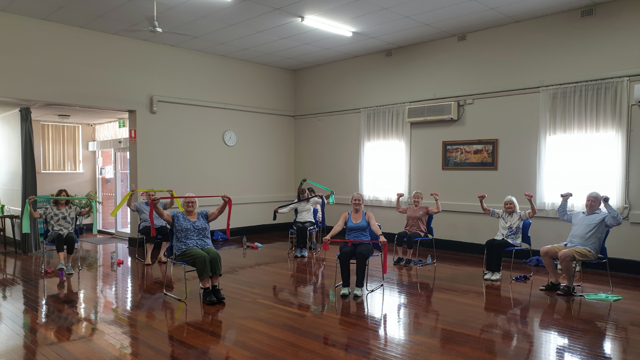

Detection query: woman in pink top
(394, 191), (441, 267)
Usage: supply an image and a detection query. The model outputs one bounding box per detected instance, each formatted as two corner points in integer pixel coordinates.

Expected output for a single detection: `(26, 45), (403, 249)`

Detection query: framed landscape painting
(442, 139), (498, 170)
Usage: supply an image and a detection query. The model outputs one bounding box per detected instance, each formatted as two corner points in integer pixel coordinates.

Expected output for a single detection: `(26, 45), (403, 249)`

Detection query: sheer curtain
(95, 119), (128, 141)
(359, 104), (410, 203)
(41, 123), (82, 172)
(537, 78), (628, 212)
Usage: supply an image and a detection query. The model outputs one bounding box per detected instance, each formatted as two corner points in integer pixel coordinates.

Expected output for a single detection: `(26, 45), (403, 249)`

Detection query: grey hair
(351, 192), (364, 202)
(587, 191), (602, 201)
(503, 195), (519, 213)
(184, 193), (198, 208)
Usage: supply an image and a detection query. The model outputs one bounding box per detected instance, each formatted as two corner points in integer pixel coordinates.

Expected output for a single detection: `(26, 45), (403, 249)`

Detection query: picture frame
(442, 139), (498, 170)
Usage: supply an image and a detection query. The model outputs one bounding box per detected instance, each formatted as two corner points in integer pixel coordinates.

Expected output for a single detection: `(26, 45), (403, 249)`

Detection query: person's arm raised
(525, 192), (537, 219)
(165, 190), (175, 209)
(28, 196), (40, 219)
(126, 189), (137, 211)
(152, 197), (173, 225)
(366, 212), (386, 244)
(478, 194), (491, 215)
(208, 195), (229, 223)
(428, 192), (441, 214)
(396, 193), (407, 214)
(602, 195), (622, 227)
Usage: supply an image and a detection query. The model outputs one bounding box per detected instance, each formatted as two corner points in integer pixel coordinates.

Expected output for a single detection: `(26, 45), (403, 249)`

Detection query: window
(362, 141), (407, 201)
(41, 123), (82, 172)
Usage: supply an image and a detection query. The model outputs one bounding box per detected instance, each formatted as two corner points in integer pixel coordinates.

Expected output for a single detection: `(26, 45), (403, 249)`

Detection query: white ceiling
(31, 105), (128, 124)
(1, 0), (610, 70)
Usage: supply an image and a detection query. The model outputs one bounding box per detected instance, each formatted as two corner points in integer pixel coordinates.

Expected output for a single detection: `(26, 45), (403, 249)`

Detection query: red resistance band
(322, 239), (387, 275)
(149, 196), (232, 238)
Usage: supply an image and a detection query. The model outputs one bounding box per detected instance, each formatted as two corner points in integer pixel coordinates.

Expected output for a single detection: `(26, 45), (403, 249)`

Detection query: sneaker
(211, 286), (225, 302)
(484, 272), (494, 280)
(65, 264), (74, 275)
(353, 287), (363, 297)
(403, 258), (413, 267)
(301, 248), (308, 258)
(393, 257), (405, 265)
(56, 261), (65, 271)
(340, 287), (351, 296)
(294, 248), (302, 258)
(490, 272), (502, 281)
(202, 288), (217, 305)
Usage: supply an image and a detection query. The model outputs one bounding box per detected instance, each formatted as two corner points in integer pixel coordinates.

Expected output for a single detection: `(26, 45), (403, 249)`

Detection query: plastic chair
(572, 230), (613, 294)
(482, 219), (533, 280)
(41, 216), (82, 274)
(333, 223), (384, 293)
(288, 208), (321, 256)
(393, 214), (436, 266)
(163, 229), (197, 302)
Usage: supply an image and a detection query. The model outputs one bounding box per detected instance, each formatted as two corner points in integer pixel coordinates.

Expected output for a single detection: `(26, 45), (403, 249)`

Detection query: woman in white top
(276, 182), (324, 258)
(479, 193), (537, 281)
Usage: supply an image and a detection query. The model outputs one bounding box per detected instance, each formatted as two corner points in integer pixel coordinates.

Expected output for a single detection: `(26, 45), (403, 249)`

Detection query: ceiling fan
(125, 1), (192, 36)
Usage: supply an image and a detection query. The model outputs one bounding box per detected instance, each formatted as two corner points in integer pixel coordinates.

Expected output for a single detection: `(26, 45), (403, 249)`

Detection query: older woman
(152, 193), (229, 305)
(28, 189), (93, 275)
(127, 189), (175, 265)
(393, 191), (441, 267)
(323, 193), (386, 297)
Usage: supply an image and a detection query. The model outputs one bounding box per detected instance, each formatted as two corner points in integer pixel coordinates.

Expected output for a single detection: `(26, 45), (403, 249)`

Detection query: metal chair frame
(41, 216), (82, 274)
(333, 224), (384, 293)
(392, 214), (437, 266)
(135, 222), (167, 262)
(288, 208), (322, 256)
(482, 219), (533, 280)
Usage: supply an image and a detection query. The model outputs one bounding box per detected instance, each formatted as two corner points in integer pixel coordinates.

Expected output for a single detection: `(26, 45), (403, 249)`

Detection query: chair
(573, 229), (613, 294)
(41, 216), (82, 274)
(334, 224), (384, 293)
(163, 229), (197, 302)
(288, 208), (321, 256)
(393, 214), (436, 266)
(135, 222), (166, 262)
(482, 219), (533, 280)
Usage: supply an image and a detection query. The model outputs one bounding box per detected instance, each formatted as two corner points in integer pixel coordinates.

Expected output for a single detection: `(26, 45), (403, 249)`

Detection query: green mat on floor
(582, 293), (622, 301)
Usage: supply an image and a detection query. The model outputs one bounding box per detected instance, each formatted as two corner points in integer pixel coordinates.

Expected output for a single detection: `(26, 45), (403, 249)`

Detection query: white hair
(587, 191), (602, 201)
(503, 195), (519, 213)
(184, 193), (198, 208)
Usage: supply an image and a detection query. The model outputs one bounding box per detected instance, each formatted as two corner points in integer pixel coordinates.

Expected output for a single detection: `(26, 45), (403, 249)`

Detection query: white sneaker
(490, 272), (502, 281)
(484, 272), (494, 280)
(353, 287), (363, 297)
(340, 287), (351, 296)
(56, 261), (65, 271)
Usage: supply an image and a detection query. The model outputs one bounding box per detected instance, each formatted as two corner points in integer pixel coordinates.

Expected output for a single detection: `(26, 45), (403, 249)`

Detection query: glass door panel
(97, 149), (115, 233)
(115, 150), (130, 237)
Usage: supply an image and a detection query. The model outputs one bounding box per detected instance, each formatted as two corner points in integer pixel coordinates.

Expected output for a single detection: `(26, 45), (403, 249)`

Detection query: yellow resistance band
(110, 190), (183, 217)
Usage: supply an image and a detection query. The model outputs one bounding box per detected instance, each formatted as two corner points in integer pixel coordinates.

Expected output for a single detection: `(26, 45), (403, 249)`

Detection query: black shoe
(202, 288), (217, 305)
(211, 286), (226, 302)
(393, 257), (404, 265)
(404, 258), (413, 267)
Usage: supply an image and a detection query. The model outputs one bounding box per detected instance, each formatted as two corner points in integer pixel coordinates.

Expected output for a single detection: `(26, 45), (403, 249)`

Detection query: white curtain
(537, 78), (628, 211)
(359, 104), (410, 203)
(41, 123), (82, 172)
(95, 119), (128, 141)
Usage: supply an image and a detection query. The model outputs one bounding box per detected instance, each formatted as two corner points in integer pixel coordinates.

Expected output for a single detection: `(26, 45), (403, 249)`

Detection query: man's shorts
(549, 244), (596, 261)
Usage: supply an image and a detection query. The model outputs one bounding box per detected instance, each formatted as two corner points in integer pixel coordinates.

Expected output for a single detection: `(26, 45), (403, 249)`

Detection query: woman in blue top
(323, 193), (386, 297)
(152, 193), (230, 306)
(127, 189), (175, 265)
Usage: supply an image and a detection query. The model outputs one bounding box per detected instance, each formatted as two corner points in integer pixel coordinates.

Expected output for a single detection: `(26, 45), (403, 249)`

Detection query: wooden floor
(1, 233), (639, 360)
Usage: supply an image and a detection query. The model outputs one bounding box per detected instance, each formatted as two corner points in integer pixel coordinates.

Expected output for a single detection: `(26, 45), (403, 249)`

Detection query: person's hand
(378, 235), (387, 245)
(601, 195), (610, 203)
(86, 195), (93, 201)
(301, 178), (307, 183)
(478, 194), (487, 200)
(151, 196), (160, 205)
(524, 192), (533, 200)
(130, 188), (137, 193)
(167, 189), (174, 195)
(397, 193), (404, 198)
(221, 194), (230, 203)
(561, 192), (572, 201)
(274, 207), (279, 213)
(317, 193), (323, 197)
(322, 236), (330, 243)
(28, 195), (36, 203)
(430, 192), (439, 201)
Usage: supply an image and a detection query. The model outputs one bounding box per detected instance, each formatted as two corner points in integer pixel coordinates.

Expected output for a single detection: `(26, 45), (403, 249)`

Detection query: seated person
(152, 193), (230, 305)
(479, 193), (537, 281)
(393, 191), (441, 267)
(301, 179), (333, 250)
(322, 193), (387, 298)
(127, 189), (175, 265)
(539, 192), (622, 296)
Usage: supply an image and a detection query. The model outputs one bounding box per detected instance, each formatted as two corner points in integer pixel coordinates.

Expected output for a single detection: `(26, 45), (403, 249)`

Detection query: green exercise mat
(582, 292), (622, 302)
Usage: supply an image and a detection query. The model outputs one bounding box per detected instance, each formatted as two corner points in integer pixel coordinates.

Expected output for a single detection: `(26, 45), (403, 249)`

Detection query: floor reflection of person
(273, 257), (326, 314)
(43, 278), (98, 343)
(165, 301), (225, 359)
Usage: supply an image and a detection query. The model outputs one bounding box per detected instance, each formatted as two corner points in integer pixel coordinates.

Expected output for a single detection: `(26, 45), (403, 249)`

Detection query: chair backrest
(42, 215), (79, 241)
(426, 214), (434, 237)
(599, 229), (610, 259)
(368, 223), (382, 252)
(521, 219), (532, 247)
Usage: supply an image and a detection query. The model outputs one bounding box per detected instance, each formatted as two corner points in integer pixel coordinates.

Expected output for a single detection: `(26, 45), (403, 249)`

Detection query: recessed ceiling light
(300, 17), (353, 37)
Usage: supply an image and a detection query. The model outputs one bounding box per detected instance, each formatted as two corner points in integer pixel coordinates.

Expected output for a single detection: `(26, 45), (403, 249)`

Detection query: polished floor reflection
(1, 233), (639, 359)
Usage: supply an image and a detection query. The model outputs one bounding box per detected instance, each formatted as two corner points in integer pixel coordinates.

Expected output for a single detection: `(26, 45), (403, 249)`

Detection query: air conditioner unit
(406, 102), (458, 123)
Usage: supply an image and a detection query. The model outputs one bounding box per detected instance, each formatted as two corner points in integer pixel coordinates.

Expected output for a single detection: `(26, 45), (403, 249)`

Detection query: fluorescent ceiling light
(300, 17), (353, 37)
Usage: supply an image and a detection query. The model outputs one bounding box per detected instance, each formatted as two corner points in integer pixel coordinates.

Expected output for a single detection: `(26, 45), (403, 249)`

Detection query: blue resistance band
(273, 195), (325, 226)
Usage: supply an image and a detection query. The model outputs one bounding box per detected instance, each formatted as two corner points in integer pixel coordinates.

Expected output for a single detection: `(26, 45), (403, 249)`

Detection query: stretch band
(149, 196), (232, 238)
(273, 195), (325, 225)
(305, 180), (335, 204)
(111, 190), (183, 216)
(322, 239), (388, 274)
(23, 197), (97, 234)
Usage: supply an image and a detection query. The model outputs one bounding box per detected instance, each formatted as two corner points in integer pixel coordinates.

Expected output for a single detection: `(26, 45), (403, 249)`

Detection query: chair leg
(509, 250), (516, 280)
(77, 242), (82, 271)
(334, 257), (341, 288)
(431, 238), (437, 264)
(41, 243), (46, 274)
(605, 260), (613, 294)
(136, 236), (146, 262)
(164, 262), (189, 302)
(483, 250), (487, 274)
(365, 257), (384, 293)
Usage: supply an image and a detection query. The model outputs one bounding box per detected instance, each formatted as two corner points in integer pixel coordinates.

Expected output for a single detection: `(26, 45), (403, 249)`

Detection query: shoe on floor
(294, 248), (302, 258)
(484, 272), (494, 280)
(65, 263), (74, 275)
(353, 287), (363, 297)
(301, 248), (308, 258)
(211, 286), (225, 302)
(202, 288), (217, 305)
(340, 287), (351, 296)
(56, 261), (65, 271)
(490, 272), (502, 281)
(403, 258), (413, 267)
(393, 257), (405, 265)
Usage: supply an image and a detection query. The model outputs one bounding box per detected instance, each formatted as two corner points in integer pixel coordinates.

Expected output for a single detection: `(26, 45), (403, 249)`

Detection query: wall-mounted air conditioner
(406, 102), (458, 123)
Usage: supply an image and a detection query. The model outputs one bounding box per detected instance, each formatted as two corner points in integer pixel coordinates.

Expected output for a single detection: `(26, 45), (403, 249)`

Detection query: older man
(539, 192), (622, 296)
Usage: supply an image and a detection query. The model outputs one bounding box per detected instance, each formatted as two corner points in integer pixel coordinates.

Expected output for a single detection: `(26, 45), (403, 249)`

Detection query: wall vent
(385, 50), (393, 57)
(457, 34), (467, 42)
(406, 102), (458, 123)
(580, 7), (595, 18)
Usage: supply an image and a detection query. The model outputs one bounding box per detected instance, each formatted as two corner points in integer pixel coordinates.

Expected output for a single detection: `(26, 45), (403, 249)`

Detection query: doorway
(98, 148), (130, 237)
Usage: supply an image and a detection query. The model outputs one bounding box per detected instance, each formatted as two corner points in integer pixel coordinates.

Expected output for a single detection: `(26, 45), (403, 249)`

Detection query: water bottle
(242, 236), (247, 248)
(427, 255), (432, 264)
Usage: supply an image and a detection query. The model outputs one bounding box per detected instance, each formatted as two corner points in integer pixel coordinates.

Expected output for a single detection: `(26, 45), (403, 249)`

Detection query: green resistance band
(305, 180), (335, 204)
(110, 190), (183, 217)
(23, 197), (97, 234)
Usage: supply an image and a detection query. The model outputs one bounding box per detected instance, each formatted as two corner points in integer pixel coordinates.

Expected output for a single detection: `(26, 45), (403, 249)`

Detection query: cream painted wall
(32, 121), (97, 223)
(295, 0), (640, 115)
(0, 110), (22, 234)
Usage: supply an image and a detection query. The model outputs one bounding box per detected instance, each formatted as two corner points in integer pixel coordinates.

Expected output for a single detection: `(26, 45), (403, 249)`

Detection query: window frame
(40, 122), (84, 173)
